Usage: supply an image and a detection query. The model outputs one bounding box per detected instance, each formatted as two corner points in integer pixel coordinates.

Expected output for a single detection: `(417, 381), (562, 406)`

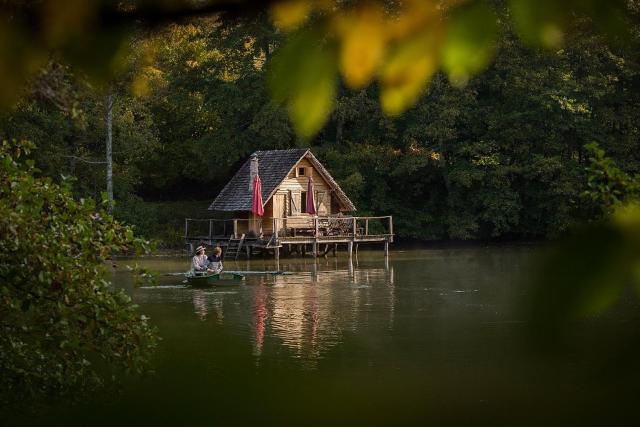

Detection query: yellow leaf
(270, 0), (312, 32)
(338, 5), (387, 89)
(379, 30), (440, 116)
(42, 0), (95, 46)
(389, 0), (440, 40)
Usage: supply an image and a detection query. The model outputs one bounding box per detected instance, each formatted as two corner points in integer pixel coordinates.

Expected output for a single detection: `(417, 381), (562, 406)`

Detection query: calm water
(40, 247), (640, 426)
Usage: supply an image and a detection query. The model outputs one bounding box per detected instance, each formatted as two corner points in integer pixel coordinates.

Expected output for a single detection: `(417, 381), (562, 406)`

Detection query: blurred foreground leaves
(0, 0), (635, 137)
(0, 139), (158, 407)
(530, 145), (640, 343)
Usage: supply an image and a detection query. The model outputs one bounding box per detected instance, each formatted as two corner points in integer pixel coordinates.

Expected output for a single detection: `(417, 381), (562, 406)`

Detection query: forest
(3, 0), (640, 419)
(1, 3), (639, 246)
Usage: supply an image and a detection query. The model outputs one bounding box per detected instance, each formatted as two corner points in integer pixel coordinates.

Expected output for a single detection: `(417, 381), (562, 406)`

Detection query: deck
(184, 216), (393, 259)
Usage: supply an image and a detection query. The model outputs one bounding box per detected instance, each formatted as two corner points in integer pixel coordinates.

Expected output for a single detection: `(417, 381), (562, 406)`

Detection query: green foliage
(0, 140), (158, 406)
(1, 1), (637, 138)
(268, 29), (337, 138)
(2, 7), (639, 245)
(441, 1), (499, 87)
(529, 204), (640, 344)
(583, 142), (640, 215)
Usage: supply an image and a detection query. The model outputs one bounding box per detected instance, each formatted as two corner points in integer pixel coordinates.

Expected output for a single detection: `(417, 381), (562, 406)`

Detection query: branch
(59, 155), (107, 165)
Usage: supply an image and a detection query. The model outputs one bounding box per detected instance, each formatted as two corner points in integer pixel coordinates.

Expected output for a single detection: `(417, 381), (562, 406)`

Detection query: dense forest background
(1, 10), (639, 246)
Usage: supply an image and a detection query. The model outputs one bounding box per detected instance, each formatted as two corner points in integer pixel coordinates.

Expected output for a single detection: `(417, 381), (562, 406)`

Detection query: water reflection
(264, 263), (394, 364)
(133, 259), (395, 367)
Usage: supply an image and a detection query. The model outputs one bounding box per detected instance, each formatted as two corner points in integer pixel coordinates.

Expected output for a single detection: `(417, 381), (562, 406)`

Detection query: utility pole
(105, 90), (114, 213)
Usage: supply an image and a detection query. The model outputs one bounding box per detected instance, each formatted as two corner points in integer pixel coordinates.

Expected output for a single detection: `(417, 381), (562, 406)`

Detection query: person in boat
(207, 246), (223, 274)
(191, 245), (212, 274)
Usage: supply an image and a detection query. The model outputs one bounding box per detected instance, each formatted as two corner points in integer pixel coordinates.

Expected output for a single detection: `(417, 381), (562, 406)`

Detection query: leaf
(509, 0), (566, 48)
(528, 221), (634, 344)
(441, 1), (499, 87)
(379, 29), (440, 116)
(337, 5), (387, 89)
(270, 0), (312, 32)
(268, 29), (337, 138)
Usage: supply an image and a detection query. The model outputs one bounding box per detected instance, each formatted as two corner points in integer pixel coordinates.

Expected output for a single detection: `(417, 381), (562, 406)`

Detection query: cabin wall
(260, 158), (338, 235)
(278, 158), (332, 216)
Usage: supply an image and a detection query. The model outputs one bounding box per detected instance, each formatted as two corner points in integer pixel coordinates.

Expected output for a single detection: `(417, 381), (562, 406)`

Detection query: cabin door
(273, 193), (286, 236)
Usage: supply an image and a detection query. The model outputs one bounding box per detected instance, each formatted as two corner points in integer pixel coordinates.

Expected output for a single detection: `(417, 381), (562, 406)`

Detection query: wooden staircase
(224, 234), (245, 260)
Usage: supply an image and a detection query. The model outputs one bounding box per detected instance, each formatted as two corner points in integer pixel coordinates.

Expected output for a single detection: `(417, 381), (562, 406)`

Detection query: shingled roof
(208, 149), (356, 212)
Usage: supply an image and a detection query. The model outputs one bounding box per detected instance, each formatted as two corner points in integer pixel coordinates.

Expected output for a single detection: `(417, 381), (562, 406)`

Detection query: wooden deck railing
(184, 218), (263, 240)
(184, 215), (393, 242)
(271, 215), (393, 241)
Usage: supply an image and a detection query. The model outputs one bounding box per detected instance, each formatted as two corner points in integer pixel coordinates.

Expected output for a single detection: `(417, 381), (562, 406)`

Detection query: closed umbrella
(306, 176), (317, 215)
(252, 174), (264, 216)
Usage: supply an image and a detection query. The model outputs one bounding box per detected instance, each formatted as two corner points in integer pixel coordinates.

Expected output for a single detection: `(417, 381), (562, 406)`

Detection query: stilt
(355, 243), (359, 256)
(384, 240), (389, 257)
(275, 246), (280, 261)
(246, 245), (251, 259)
(348, 241), (353, 259)
(322, 244), (331, 257)
(312, 241), (317, 258)
(333, 243), (337, 257)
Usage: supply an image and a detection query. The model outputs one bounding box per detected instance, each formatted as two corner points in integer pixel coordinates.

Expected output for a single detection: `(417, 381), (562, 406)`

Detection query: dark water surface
(41, 248), (640, 426)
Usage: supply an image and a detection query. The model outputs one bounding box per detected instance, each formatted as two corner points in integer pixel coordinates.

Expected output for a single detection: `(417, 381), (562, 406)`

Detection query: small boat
(186, 272), (245, 287)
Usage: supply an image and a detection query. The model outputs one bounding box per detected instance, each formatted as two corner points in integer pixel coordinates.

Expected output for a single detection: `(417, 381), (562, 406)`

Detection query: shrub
(0, 140), (158, 407)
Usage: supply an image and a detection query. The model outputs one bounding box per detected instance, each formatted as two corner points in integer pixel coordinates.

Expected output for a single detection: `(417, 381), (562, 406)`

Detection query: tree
(0, 140), (158, 407)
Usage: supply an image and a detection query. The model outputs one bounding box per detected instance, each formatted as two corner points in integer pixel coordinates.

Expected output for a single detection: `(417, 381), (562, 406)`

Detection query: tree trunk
(336, 109), (344, 144)
(105, 91), (114, 213)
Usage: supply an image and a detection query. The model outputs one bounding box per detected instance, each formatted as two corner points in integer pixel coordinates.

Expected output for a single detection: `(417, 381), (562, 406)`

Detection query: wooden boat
(186, 272), (244, 287)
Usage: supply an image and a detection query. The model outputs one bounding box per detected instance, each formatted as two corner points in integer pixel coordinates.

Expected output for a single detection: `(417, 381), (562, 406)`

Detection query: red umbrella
(306, 176), (317, 215)
(252, 174), (264, 216)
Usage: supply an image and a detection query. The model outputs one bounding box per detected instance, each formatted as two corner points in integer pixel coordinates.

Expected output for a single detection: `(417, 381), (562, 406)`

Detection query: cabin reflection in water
(189, 263), (395, 367)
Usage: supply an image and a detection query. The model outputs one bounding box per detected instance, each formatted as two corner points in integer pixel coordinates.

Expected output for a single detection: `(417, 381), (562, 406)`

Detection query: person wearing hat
(191, 245), (210, 274)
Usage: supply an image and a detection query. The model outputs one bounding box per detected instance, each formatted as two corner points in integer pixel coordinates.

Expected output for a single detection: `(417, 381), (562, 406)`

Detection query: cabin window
(300, 191), (307, 213)
(297, 167), (306, 177)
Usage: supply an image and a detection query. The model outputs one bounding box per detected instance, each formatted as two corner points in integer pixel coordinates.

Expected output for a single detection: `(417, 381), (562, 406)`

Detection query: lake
(38, 247), (640, 426)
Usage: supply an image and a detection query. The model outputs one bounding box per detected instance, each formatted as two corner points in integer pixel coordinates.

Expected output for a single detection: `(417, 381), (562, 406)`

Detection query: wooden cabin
(185, 149), (393, 259)
(209, 149), (355, 236)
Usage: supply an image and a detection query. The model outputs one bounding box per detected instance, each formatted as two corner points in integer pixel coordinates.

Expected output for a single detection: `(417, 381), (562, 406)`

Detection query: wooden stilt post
(333, 243), (337, 257)
(384, 240), (389, 257)
(312, 241), (317, 258)
(348, 241), (353, 259)
(275, 246), (280, 261)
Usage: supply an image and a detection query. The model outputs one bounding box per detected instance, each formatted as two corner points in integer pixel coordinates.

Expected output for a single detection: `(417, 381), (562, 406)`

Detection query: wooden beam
(348, 241), (353, 259)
